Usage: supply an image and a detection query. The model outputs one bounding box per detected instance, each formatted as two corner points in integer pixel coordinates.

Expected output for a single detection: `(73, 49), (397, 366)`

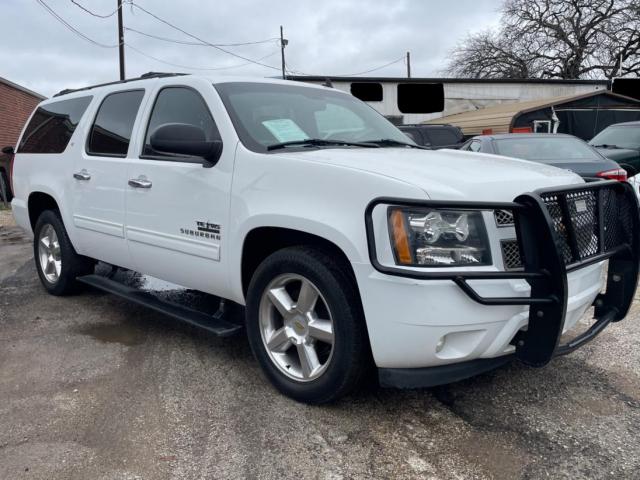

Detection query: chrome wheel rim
(38, 224), (61, 284)
(259, 274), (335, 382)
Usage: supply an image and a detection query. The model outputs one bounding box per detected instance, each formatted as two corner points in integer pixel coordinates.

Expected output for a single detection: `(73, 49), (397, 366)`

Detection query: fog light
(435, 337), (445, 353)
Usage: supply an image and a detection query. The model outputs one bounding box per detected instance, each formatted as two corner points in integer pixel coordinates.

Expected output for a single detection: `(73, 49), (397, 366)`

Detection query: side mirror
(2, 146), (14, 155)
(150, 123), (222, 168)
(620, 163), (638, 179)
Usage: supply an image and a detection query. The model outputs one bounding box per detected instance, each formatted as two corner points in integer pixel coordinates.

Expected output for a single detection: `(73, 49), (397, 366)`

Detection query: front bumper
(361, 180), (639, 385)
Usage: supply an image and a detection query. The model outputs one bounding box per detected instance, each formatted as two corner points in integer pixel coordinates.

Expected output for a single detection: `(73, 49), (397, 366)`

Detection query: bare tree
(446, 0), (640, 79)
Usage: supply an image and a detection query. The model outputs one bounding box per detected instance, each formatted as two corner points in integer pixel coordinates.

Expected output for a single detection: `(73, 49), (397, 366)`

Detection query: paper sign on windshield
(262, 119), (309, 143)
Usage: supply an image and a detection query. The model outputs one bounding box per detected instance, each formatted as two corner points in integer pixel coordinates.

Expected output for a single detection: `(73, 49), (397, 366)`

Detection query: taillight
(596, 168), (627, 182)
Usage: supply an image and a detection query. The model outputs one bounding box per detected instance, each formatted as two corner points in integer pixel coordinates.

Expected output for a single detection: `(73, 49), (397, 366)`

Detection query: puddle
(93, 263), (225, 313)
(76, 323), (145, 346)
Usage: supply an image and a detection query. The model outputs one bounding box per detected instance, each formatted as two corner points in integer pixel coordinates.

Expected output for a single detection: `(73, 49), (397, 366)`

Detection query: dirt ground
(1, 210), (639, 480)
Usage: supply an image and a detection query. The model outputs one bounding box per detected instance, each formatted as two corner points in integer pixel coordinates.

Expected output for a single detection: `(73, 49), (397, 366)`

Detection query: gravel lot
(1, 210), (640, 480)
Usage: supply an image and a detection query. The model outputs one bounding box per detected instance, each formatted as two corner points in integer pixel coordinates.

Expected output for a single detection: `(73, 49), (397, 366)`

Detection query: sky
(1, 0), (502, 98)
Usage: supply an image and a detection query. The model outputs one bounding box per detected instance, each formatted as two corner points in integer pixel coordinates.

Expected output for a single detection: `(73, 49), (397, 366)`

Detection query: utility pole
(117, 0), (125, 80)
(280, 26), (288, 80)
(406, 51), (411, 78)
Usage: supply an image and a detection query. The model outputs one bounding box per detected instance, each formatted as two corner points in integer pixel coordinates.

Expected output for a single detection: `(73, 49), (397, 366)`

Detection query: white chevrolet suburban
(8, 73), (639, 403)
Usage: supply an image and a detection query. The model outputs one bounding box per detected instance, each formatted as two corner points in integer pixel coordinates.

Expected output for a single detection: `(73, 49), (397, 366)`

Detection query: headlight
(388, 207), (491, 266)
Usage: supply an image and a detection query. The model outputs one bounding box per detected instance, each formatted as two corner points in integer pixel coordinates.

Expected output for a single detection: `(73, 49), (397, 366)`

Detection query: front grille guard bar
(364, 180), (640, 366)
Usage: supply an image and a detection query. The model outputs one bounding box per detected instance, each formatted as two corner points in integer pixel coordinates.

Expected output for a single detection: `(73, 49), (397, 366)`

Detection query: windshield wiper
(365, 138), (429, 149)
(592, 143), (621, 149)
(267, 138), (380, 151)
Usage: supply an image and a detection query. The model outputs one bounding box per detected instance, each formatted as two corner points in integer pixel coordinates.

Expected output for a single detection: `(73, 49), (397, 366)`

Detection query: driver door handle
(128, 176), (152, 189)
(73, 169), (91, 181)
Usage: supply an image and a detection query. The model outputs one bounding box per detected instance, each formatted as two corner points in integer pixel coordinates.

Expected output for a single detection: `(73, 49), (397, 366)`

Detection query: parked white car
(9, 73), (639, 403)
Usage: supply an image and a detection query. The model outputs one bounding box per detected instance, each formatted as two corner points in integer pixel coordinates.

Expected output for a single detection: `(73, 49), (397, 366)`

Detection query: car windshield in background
(590, 126), (640, 150)
(214, 82), (412, 152)
(494, 136), (602, 163)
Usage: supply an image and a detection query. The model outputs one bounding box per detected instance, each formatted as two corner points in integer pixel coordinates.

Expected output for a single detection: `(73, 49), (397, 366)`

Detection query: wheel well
(28, 192), (59, 229)
(241, 227), (356, 295)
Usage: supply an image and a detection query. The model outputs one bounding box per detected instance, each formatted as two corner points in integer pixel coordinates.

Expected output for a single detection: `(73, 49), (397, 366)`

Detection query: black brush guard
(365, 180), (640, 367)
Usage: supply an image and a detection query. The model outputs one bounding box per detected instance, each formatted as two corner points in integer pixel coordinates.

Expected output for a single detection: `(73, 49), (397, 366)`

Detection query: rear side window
(143, 87), (219, 158)
(18, 96), (92, 154)
(88, 90), (145, 157)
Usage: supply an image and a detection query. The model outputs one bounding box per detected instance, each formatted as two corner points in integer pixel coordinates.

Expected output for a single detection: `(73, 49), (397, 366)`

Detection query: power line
(339, 56), (406, 76)
(35, 0), (119, 48)
(124, 27), (279, 47)
(128, 2), (281, 71)
(69, 0), (122, 19)
(127, 43), (279, 71)
(286, 56), (406, 78)
(43, 1), (410, 80)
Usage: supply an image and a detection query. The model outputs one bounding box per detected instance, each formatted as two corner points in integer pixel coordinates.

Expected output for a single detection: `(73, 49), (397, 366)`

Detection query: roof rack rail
(53, 72), (187, 97)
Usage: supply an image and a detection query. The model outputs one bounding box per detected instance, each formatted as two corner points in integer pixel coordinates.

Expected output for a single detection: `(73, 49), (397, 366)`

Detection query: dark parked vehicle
(0, 146), (14, 202)
(399, 124), (465, 149)
(589, 121), (640, 176)
(460, 133), (627, 181)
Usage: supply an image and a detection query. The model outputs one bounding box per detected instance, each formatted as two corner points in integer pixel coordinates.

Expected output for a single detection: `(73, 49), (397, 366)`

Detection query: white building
(287, 76), (609, 125)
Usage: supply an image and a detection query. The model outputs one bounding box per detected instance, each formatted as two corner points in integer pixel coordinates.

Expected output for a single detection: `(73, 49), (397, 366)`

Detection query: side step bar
(77, 274), (243, 337)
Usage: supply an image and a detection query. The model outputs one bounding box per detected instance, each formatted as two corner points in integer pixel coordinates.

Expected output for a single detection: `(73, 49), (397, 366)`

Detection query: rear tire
(33, 210), (94, 296)
(246, 246), (370, 404)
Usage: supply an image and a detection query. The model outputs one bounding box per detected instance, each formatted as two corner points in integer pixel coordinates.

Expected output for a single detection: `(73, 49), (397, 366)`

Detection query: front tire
(33, 210), (94, 296)
(246, 246), (370, 404)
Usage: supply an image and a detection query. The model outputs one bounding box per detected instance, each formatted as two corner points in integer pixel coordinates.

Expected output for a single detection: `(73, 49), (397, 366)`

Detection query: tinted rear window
(425, 128), (460, 146)
(18, 96), (92, 154)
(495, 136), (602, 163)
(88, 90), (145, 156)
(590, 126), (640, 150)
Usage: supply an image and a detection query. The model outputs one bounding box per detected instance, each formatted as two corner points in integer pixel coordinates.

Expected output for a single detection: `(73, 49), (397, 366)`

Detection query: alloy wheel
(38, 224), (62, 284)
(258, 273), (335, 382)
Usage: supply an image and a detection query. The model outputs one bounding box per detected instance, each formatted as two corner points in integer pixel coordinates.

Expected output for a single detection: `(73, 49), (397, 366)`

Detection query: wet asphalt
(1, 219), (640, 480)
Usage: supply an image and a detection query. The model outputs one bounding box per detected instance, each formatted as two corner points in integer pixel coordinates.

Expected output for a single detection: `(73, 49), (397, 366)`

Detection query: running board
(77, 274), (243, 337)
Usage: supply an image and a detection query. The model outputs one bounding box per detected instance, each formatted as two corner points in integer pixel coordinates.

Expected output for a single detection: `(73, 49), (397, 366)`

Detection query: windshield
(590, 126), (640, 150)
(494, 136), (602, 163)
(214, 82), (412, 152)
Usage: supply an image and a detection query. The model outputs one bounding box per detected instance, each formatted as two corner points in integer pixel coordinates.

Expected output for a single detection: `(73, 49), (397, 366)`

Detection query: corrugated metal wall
(299, 79), (607, 125)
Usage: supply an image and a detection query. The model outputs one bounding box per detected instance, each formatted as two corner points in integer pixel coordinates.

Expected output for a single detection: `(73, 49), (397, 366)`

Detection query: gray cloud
(1, 0), (501, 97)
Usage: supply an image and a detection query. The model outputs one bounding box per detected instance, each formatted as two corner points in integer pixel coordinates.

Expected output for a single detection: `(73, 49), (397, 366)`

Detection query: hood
(275, 147), (582, 202)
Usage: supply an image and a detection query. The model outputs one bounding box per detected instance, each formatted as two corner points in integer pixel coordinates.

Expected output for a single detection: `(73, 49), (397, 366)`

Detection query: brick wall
(0, 81), (42, 149)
